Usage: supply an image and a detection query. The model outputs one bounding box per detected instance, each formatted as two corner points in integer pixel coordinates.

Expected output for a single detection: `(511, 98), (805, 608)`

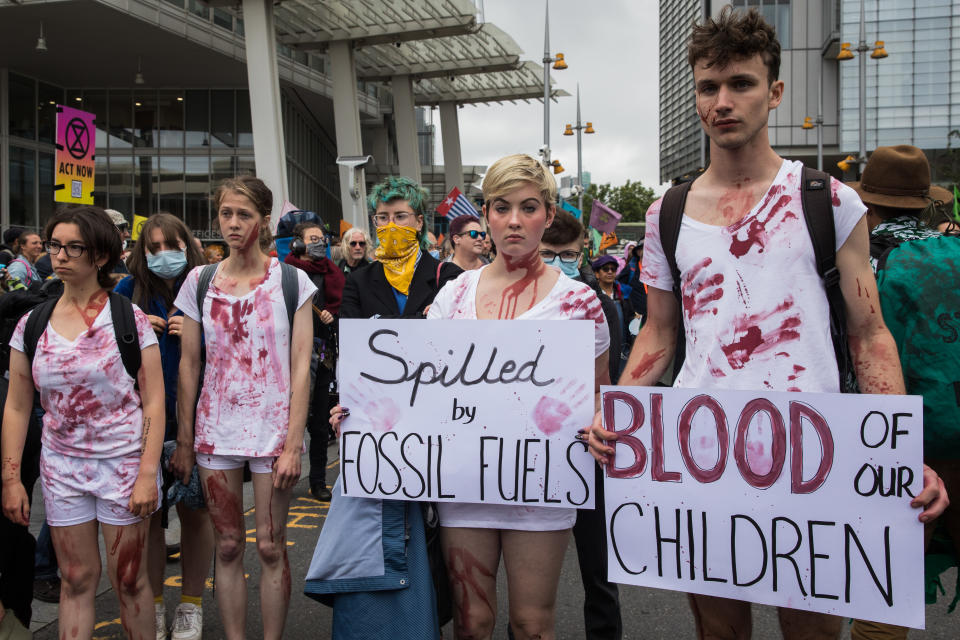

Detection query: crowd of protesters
(1, 6), (959, 640)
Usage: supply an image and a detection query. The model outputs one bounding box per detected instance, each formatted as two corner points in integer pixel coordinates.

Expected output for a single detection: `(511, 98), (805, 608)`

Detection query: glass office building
(5, 73), (339, 238)
(839, 0), (960, 170)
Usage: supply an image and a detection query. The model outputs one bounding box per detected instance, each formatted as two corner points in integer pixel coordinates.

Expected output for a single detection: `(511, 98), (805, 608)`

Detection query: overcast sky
(433, 0), (667, 194)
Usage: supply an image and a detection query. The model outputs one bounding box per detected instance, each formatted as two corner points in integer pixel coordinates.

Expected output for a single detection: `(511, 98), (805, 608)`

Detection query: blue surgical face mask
(147, 249), (188, 279)
(544, 256), (580, 279)
(429, 249), (440, 259)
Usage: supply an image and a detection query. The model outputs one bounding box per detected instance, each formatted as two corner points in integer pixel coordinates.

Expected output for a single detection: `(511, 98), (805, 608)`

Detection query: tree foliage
(576, 180), (656, 223)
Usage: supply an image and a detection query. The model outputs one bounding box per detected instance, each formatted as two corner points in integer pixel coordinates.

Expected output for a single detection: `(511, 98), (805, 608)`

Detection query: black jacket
(341, 254), (462, 319)
(578, 268), (622, 383)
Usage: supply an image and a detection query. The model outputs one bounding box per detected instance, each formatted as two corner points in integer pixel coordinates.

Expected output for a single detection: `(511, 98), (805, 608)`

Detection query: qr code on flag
(71, 180), (82, 198)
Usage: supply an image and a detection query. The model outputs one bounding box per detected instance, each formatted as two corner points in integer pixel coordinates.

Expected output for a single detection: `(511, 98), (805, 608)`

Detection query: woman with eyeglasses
(283, 222), (345, 503)
(307, 176), (462, 640)
(337, 228), (371, 276)
(2, 206), (165, 639)
(447, 214), (488, 271)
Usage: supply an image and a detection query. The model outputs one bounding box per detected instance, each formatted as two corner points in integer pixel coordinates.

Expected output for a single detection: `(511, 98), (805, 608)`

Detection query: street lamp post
(837, 0), (887, 175)
(541, 0), (566, 168)
(563, 84), (595, 214)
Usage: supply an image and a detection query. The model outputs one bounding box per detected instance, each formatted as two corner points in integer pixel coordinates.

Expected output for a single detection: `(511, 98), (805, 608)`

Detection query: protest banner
(602, 387), (925, 628)
(54, 105), (96, 204)
(338, 319), (597, 508)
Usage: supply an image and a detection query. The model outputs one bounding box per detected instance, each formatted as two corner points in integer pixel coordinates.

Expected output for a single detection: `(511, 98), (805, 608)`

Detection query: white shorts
(196, 453), (274, 475)
(40, 448), (160, 527)
(438, 503), (576, 531)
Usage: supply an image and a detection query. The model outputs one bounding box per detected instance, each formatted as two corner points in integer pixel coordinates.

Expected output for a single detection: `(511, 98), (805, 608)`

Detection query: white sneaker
(155, 602), (167, 640)
(171, 602), (203, 640)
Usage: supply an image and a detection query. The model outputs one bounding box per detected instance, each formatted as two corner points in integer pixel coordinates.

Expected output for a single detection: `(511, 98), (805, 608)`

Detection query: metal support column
(329, 40), (369, 232)
(240, 0), (288, 227)
(391, 74), (421, 183)
(438, 101), (463, 195)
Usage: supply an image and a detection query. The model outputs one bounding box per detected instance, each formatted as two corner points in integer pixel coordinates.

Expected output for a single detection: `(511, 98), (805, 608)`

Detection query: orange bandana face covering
(375, 223), (420, 295)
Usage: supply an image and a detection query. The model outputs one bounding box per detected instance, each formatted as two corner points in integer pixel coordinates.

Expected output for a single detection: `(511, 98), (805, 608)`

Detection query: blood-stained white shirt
(174, 259), (316, 457)
(10, 300), (157, 458)
(640, 159), (865, 392)
(429, 266), (610, 358)
(427, 266), (609, 531)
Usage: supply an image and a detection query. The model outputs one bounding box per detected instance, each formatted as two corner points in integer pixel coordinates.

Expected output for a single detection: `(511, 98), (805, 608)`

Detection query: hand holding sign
(338, 319), (597, 508)
(601, 386), (926, 628)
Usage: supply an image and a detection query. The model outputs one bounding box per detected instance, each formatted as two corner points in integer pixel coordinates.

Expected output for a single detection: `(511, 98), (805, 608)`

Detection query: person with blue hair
(305, 175), (462, 639)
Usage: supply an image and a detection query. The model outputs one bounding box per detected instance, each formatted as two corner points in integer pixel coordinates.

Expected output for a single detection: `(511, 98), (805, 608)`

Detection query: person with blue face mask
(538, 207), (625, 640)
(114, 213), (212, 640)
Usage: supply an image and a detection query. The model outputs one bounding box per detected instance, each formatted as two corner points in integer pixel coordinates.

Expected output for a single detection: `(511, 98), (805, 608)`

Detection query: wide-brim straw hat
(847, 145), (952, 209)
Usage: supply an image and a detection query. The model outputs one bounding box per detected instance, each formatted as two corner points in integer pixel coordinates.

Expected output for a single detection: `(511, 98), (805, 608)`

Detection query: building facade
(839, 0), (960, 181)
(659, 0), (959, 185)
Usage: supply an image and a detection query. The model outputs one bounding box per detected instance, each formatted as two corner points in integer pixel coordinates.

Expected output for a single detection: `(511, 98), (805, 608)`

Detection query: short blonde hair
(482, 154), (557, 206)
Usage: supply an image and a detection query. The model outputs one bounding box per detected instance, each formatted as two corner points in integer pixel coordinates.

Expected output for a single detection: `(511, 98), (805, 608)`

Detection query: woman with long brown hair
(115, 213), (211, 639)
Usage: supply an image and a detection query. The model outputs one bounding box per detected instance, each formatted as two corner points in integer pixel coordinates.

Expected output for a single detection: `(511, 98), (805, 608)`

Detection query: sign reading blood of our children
(338, 320), (596, 508)
(602, 387), (925, 628)
(54, 105), (96, 204)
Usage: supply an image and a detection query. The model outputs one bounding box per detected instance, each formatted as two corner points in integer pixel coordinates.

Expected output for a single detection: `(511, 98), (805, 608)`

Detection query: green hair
(367, 176), (429, 216)
(367, 175), (430, 248)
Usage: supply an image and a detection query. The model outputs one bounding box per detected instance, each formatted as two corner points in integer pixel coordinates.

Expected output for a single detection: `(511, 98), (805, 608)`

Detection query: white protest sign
(602, 387), (925, 628)
(338, 319), (597, 508)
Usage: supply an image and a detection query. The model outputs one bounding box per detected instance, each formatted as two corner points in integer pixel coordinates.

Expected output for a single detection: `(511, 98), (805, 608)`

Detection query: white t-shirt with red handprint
(174, 259), (316, 458)
(10, 300), (157, 459)
(427, 266), (610, 530)
(640, 159), (865, 392)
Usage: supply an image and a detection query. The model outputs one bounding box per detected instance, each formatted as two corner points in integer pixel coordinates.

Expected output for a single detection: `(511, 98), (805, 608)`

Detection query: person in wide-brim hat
(847, 144), (953, 210)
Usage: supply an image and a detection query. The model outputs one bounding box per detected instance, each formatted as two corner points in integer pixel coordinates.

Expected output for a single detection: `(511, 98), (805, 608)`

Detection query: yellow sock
(180, 595), (202, 607)
(154, 595), (164, 605)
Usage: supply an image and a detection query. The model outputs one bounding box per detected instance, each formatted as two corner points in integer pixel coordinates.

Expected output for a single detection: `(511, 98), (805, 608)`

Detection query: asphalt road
(27, 440), (959, 639)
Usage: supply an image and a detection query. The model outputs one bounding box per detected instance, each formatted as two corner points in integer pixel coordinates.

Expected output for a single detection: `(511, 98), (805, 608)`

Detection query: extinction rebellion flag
(437, 187), (479, 220)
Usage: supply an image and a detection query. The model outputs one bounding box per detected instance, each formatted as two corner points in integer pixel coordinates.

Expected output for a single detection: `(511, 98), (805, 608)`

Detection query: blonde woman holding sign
(426, 154), (611, 640)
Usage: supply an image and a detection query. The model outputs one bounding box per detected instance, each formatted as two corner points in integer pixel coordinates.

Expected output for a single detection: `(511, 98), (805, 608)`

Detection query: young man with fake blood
(587, 8), (948, 640)
(427, 154), (611, 640)
(170, 176), (316, 640)
(2, 206), (165, 640)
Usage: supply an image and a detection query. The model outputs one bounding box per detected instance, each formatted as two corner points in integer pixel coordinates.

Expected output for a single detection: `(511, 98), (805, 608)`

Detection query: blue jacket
(304, 478), (441, 639)
(114, 276), (182, 434)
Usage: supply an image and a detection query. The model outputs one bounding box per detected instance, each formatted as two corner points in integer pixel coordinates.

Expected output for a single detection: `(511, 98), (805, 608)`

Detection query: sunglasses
(349, 241), (366, 247)
(458, 230), (487, 240)
(598, 264), (618, 273)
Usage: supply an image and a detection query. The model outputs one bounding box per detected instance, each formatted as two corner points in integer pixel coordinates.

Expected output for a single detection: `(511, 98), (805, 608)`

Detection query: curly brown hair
(687, 6), (781, 83)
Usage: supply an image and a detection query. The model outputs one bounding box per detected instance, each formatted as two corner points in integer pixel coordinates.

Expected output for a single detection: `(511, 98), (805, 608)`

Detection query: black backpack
(20, 290), (142, 382)
(658, 166), (857, 393)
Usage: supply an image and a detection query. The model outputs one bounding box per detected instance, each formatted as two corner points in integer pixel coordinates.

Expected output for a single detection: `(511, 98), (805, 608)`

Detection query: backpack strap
(108, 291), (142, 382)
(279, 262), (298, 331)
(195, 263), (218, 318)
(22, 298), (59, 364)
(798, 166), (856, 392)
(659, 180), (696, 381)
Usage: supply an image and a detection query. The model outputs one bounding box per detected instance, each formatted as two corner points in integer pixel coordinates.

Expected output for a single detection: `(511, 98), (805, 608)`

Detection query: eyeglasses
(598, 264), (618, 273)
(457, 230), (487, 240)
(539, 249), (581, 264)
(44, 240), (87, 258)
(349, 241), (366, 247)
(372, 212), (415, 227)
